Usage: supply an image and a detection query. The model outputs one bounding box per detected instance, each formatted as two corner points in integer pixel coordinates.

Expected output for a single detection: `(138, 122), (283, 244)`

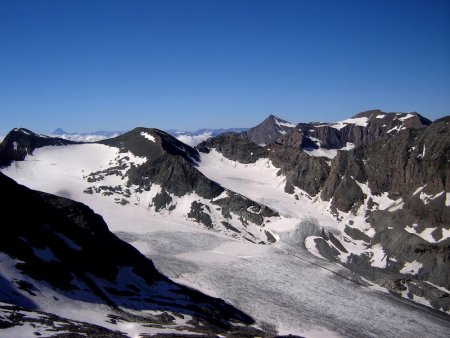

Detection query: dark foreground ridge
(0, 172), (290, 336)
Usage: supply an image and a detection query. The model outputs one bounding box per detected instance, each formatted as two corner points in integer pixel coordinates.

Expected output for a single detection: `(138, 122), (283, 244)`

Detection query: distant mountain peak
(242, 115), (296, 145)
(53, 128), (66, 135)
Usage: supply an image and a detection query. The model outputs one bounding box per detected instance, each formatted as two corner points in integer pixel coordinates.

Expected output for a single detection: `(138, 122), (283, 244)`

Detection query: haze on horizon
(0, 0), (449, 136)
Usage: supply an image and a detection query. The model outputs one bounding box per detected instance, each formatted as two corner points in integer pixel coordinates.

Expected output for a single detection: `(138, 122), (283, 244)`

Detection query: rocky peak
(0, 128), (78, 167)
(243, 114), (297, 145)
(52, 128), (67, 135)
(100, 127), (200, 163)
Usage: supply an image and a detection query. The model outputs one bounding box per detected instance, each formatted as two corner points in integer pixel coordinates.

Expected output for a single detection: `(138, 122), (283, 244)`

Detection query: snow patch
(307, 136), (321, 147)
(275, 119), (296, 128)
(330, 117), (368, 130)
(365, 228), (376, 238)
(18, 129), (31, 135)
(413, 186), (425, 196)
(304, 148), (337, 159)
(375, 115), (385, 119)
(304, 237), (326, 260)
(304, 142), (355, 159)
(341, 142), (355, 151)
(367, 244), (387, 268)
(387, 125), (401, 133)
(398, 114), (415, 121)
(400, 260), (423, 274)
(420, 191), (444, 204)
(417, 145), (426, 159)
(140, 131), (156, 142)
(197, 149), (336, 230)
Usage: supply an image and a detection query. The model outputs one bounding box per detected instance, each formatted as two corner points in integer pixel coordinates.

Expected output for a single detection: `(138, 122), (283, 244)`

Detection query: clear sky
(0, 0), (449, 135)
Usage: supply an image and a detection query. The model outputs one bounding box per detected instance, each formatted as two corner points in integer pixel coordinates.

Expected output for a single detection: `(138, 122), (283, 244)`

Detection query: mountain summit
(243, 114), (297, 145)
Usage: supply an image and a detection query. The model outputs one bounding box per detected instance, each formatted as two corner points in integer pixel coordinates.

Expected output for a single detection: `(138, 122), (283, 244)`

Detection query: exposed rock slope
(316, 116), (450, 311)
(242, 114), (297, 145)
(291, 110), (431, 150)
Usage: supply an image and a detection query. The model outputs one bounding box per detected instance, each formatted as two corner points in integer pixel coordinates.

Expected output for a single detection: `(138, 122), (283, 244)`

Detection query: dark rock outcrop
(100, 127), (200, 163)
(282, 110), (432, 151)
(243, 115), (296, 145)
(321, 116), (450, 212)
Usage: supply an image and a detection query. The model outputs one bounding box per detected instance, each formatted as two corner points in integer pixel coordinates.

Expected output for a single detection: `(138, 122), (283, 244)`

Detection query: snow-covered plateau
(2, 142), (450, 337)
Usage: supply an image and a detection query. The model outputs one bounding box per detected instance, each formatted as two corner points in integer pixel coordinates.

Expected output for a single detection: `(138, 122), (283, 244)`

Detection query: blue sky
(0, 0), (449, 135)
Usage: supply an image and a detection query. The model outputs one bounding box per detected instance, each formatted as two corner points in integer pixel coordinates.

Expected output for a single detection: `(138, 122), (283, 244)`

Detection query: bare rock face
(242, 114), (296, 146)
(317, 117), (449, 311)
(321, 116), (450, 212)
(268, 144), (330, 196)
(280, 110), (431, 151)
(0, 128), (77, 167)
(363, 116), (449, 197)
(197, 132), (269, 164)
(320, 147), (368, 212)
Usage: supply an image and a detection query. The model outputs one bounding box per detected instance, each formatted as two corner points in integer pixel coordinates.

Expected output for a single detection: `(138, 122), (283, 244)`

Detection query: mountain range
(0, 109), (449, 337)
(48, 127), (248, 146)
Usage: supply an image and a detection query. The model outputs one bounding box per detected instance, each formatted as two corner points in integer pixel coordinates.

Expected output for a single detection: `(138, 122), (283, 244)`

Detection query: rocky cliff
(197, 111), (449, 312)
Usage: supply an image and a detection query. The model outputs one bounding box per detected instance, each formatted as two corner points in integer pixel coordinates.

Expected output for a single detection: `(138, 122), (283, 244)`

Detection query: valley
(0, 110), (449, 337)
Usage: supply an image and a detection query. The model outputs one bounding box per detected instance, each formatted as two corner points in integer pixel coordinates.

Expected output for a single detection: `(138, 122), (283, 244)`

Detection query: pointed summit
(244, 114), (296, 145)
(53, 128), (67, 135)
